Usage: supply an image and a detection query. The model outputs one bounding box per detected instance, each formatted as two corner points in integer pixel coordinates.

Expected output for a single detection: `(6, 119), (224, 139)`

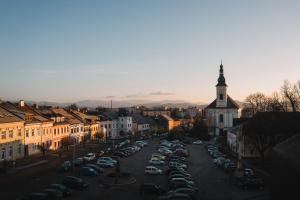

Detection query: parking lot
(1, 138), (270, 200)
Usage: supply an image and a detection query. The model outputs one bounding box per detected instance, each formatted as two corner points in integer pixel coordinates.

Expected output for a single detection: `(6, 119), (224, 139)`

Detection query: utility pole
(72, 139), (76, 171)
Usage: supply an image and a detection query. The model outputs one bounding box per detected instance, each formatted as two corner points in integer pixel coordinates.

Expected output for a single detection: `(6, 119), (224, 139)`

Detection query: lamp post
(72, 138), (76, 172)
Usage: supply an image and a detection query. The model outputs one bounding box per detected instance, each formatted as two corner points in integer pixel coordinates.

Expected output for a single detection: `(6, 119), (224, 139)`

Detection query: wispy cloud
(123, 91), (174, 99)
(149, 91), (174, 96)
(104, 96), (115, 99)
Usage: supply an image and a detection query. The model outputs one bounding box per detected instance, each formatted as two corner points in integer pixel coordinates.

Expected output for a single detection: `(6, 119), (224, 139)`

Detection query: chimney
(19, 100), (25, 107)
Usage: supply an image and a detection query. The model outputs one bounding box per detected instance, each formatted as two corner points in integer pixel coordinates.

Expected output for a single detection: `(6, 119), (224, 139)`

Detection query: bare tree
(281, 80), (299, 112)
(243, 92), (269, 116)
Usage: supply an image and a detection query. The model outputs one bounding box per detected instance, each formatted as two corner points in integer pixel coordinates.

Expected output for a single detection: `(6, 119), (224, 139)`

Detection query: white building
(118, 116), (132, 134)
(205, 63), (239, 136)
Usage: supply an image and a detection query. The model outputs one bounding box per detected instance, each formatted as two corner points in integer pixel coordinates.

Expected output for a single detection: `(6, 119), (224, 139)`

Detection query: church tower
(216, 63), (227, 107)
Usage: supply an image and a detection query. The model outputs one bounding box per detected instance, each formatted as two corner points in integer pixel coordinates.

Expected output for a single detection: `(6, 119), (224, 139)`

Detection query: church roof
(205, 95), (239, 109)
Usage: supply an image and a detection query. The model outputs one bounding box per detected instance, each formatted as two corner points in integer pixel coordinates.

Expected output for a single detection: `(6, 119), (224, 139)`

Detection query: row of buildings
(0, 99), (197, 163)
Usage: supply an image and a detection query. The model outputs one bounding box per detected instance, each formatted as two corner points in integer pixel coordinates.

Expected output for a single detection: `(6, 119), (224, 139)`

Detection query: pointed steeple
(216, 62), (227, 87)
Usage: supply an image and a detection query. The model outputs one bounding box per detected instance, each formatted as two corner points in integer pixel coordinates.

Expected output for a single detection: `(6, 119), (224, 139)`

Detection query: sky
(0, 0), (300, 103)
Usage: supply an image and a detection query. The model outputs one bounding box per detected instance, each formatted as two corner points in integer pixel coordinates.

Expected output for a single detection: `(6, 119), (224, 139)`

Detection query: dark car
(20, 193), (50, 200)
(62, 176), (89, 190)
(237, 178), (264, 190)
(80, 167), (98, 177)
(43, 189), (63, 200)
(58, 161), (72, 172)
(167, 188), (197, 199)
(113, 152), (126, 158)
(159, 193), (191, 200)
(85, 164), (104, 174)
(47, 184), (72, 197)
(139, 183), (165, 196)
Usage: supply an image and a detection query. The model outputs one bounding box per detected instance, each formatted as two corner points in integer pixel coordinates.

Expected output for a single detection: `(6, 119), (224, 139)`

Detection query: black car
(159, 193), (191, 200)
(43, 189), (63, 200)
(167, 187), (197, 199)
(62, 176), (89, 190)
(19, 193), (50, 200)
(236, 177), (264, 190)
(47, 184), (72, 197)
(139, 183), (165, 195)
(85, 164), (104, 174)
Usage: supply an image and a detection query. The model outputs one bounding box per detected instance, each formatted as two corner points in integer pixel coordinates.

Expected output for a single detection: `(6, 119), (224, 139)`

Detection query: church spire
(216, 62), (227, 87)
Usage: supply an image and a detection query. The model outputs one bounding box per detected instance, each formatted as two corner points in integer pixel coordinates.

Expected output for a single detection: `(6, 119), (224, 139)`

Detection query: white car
(83, 153), (96, 162)
(169, 162), (187, 169)
(193, 140), (203, 145)
(145, 166), (163, 175)
(149, 159), (165, 165)
(98, 157), (117, 164)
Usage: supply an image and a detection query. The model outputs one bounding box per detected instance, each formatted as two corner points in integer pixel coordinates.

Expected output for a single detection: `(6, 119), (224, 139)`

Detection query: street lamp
(71, 138), (77, 172)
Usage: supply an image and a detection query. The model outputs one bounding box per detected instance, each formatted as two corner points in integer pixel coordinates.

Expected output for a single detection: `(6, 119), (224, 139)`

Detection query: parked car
(96, 160), (115, 168)
(22, 193), (50, 200)
(74, 157), (85, 166)
(236, 177), (264, 190)
(169, 171), (192, 179)
(58, 161), (71, 172)
(85, 164), (104, 174)
(43, 189), (63, 200)
(159, 193), (191, 200)
(80, 167), (98, 177)
(244, 168), (254, 177)
(62, 176), (89, 190)
(145, 166), (163, 175)
(139, 183), (165, 195)
(149, 159), (165, 165)
(168, 174), (193, 182)
(113, 152), (126, 158)
(169, 162), (187, 170)
(152, 153), (166, 160)
(83, 153), (96, 162)
(47, 184), (72, 197)
(98, 157), (117, 164)
(169, 178), (194, 186)
(167, 187), (197, 198)
(96, 150), (105, 157)
(193, 140), (203, 145)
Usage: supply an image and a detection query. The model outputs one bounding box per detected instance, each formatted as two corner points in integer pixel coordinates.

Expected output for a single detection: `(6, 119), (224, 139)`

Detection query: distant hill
(18, 99), (242, 109)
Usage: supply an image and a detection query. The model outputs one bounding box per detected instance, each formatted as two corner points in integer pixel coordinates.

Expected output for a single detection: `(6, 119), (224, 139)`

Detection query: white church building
(205, 63), (239, 136)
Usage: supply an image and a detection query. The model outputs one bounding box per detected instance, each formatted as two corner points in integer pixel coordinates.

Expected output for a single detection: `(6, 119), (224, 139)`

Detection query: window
(1, 148), (6, 160)
(18, 128), (22, 136)
(1, 131), (6, 139)
(18, 144), (22, 154)
(61, 128), (63, 133)
(9, 146), (13, 158)
(219, 114), (224, 123)
(31, 129), (34, 137)
(9, 130), (13, 138)
(109, 124), (111, 129)
(54, 129), (56, 135)
(220, 94), (223, 100)
(26, 129), (29, 137)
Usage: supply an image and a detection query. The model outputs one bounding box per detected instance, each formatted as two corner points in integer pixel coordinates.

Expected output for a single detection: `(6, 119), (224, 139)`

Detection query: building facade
(0, 106), (25, 162)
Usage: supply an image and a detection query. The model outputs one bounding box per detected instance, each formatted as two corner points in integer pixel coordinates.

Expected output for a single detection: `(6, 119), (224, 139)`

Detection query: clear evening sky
(0, 0), (299, 103)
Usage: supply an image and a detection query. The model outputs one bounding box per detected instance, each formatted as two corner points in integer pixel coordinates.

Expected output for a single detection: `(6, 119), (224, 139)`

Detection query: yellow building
(0, 106), (25, 162)
(70, 110), (100, 140)
(50, 115), (70, 150)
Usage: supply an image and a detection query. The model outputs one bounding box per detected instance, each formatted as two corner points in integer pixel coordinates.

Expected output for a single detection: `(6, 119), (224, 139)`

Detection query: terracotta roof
(205, 95), (239, 109)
